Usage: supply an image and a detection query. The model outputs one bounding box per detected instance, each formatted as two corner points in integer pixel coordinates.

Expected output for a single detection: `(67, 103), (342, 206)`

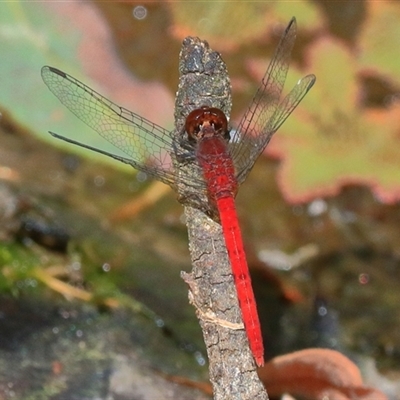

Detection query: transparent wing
(229, 18), (316, 184)
(41, 66), (178, 187)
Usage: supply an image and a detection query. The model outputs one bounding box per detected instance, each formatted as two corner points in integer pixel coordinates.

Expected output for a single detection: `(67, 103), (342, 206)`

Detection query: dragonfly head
(185, 106), (229, 142)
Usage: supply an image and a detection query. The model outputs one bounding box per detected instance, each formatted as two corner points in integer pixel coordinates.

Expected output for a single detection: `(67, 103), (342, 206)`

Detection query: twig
(175, 38), (268, 400)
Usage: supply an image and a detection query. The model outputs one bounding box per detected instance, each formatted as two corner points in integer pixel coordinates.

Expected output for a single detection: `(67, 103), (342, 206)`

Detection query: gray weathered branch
(174, 37), (268, 400)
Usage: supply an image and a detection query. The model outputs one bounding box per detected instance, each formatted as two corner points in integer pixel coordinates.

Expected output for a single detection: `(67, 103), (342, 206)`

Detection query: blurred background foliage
(1, 1), (400, 398)
(2, 1), (400, 202)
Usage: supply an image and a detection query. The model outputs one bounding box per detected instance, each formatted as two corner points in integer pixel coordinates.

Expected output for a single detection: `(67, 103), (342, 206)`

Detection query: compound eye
(208, 108), (228, 133)
(185, 106), (228, 140)
(185, 108), (205, 139)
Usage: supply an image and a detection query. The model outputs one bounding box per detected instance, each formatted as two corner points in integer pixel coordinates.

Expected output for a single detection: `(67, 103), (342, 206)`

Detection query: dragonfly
(41, 17), (315, 367)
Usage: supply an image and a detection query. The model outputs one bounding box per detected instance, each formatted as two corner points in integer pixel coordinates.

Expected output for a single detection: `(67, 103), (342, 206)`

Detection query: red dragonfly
(42, 18), (315, 367)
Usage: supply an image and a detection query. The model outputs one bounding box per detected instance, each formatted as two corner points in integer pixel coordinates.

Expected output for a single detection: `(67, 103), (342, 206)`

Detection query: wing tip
(287, 17), (297, 32)
(41, 65), (66, 78)
(305, 74), (317, 91)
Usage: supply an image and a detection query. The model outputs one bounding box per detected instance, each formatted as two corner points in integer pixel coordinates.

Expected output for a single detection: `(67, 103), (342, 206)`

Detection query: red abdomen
(196, 136), (264, 367)
(217, 196), (264, 367)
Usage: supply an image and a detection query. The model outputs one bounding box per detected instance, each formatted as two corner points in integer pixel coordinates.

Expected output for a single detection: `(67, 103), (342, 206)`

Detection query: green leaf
(0, 2), (174, 169)
(267, 36), (400, 203)
(358, 1), (400, 85)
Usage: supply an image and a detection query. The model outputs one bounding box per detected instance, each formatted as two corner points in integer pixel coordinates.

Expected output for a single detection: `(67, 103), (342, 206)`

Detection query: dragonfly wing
(228, 18), (315, 185)
(229, 18), (298, 176)
(41, 66), (177, 186)
(235, 74), (315, 184)
(267, 74), (316, 136)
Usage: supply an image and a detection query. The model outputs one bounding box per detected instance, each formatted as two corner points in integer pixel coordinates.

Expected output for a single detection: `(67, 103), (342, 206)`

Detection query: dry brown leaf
(258, 348), (387, 400)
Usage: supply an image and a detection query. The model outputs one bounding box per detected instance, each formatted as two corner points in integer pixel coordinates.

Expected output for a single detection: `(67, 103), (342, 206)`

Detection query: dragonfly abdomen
(217, 196), (264, 367)
(196, 133), (264, 367)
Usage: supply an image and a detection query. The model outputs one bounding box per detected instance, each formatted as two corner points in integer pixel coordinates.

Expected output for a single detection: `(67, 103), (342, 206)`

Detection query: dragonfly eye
(185, 108), (203, 140)
(185, 106), (228, 140)
(207, 108), (228, 134)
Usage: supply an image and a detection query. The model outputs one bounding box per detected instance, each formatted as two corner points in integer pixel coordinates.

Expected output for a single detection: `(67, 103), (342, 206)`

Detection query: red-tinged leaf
(167, 1), (323, 52)
(258, 348), (388, 400)
(168, 2), (273, 52)
(265, 36), (360, 201)
(0, 2), (173, 168)
(306, 37), (359, 111)
(254, 33), (400, 204)
(358, 1), (400, 85)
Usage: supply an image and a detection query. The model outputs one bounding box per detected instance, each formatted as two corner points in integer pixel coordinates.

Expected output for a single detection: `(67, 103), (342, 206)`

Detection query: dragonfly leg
(173, 138), (197, 164)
